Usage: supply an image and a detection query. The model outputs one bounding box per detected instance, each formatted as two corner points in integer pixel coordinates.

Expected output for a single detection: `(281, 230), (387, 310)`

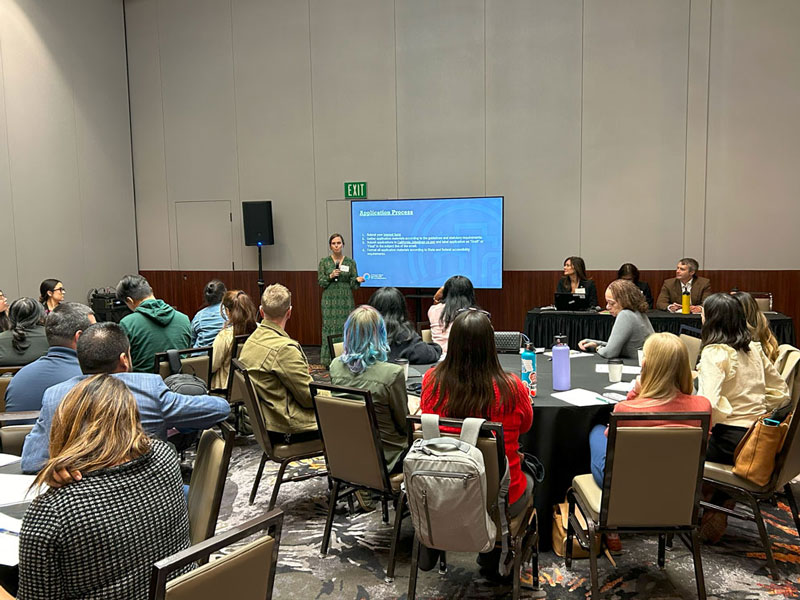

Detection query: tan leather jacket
(238, 320), (316, 434)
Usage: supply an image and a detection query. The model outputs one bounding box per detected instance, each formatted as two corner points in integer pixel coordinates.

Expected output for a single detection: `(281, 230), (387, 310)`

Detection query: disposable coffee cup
(608, 359), (623, 383)
(637, 349), (644, 366)
(395, 358), (409, 381)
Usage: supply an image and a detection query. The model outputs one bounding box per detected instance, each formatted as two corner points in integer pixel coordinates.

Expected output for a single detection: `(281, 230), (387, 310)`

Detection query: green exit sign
(344, 181), (367, 199)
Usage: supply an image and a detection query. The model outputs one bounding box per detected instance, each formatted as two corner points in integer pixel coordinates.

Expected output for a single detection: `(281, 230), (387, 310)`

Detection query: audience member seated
(427, 275), (478, 355)
(420, 309), (532, 577)
(39, 278), (66, 316)
(579, 279), (654, 359)
(589, 332), (712, 487)
(369, 287), (441, 364)
(697, 293), (789, 466)
(21, 322), (230, 473)
(238, 284), (318, 446)
(556, 256), (598, 308)
(656, 257), (711, 313)
(15, 375), (191, 599)
(211, 290), (258, 390)
(329, 305), (409, 472)
(116, 274), (192, 372)
(0, 298), (47, 367)
(733, 291), (779, 363)
(191, 279), (227, 348)
(0, 288), (9, 332)
(617, 262), (653, 308)
(4, 303), (95, 421)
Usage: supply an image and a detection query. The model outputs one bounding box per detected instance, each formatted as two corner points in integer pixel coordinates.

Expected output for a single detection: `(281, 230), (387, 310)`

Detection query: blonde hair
(34, 375), (150, 488)
(633, 333), (693, 406)
(733, 292), (779, 363)
(260, 284), (291, 319)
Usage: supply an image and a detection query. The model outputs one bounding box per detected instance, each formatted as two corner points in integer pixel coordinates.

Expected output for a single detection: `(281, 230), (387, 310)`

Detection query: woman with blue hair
(329, 305), (409, 473)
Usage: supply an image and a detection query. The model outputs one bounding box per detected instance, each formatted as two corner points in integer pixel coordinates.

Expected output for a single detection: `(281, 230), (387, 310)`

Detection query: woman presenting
(318, 233), (364, 367)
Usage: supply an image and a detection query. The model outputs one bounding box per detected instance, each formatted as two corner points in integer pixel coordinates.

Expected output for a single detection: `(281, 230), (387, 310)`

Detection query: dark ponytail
(9, 298), (44, 354)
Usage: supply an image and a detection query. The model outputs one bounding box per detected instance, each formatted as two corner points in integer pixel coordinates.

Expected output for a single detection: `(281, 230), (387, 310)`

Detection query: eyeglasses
(54, 288), (65, 293)
(456, 307), (491, 319)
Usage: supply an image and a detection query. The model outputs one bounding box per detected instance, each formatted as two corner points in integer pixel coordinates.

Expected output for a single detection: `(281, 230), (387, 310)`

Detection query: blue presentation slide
(351, 197), (503, 289)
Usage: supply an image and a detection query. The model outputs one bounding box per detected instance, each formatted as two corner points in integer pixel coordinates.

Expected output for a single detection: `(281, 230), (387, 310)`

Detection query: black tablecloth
(524, 308), (795, 349)
(412, 353), (623, 551)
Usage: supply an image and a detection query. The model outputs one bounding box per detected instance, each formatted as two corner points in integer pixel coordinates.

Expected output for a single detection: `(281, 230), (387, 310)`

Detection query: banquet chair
(679, 325), (702, 369)
(0, 410), (39, 455)
(310, 383), (409, 582)
(222, 334), (255, 433)
(149, 509), (283, 600)
(406, 415), (539, 600)
(775, 344), (800, 410)
(154, 346), (213, 387)
(748, 292), (773, 312)
(231, 359), (326, 508)
(327, 334), (343, 360)
(187, 421), (235, 548)
(421, 330), (433, 343)
(566, 412), (710, 599)
(415, 322), (433, 343)
(702, 400), (800, 580)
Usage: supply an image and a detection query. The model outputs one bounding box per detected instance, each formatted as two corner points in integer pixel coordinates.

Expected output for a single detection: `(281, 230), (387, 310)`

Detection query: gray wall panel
(395, 0), (485, 199)
(0, 21), (19, 299)
(486, 0), (582, 271)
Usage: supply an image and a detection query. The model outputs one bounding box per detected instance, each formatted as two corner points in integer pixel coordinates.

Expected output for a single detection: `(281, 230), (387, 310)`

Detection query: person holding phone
(318, 233), (364, 367)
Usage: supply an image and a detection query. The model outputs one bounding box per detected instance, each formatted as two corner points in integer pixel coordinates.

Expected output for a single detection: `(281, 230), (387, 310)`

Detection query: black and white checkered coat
(18, 439), (191, 599)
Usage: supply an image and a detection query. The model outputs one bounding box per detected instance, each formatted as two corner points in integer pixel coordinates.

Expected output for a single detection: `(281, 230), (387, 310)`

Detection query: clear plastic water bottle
(521, 342), (537, 400)
(552, 335), (571, 391)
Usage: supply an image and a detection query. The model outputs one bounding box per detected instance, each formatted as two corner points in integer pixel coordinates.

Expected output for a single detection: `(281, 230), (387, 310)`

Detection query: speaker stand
(257, 242), (265, 298)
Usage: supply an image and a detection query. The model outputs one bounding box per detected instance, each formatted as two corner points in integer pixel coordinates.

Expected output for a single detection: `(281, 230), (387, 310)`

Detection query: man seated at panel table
(238, 283), (319, 446)
(655, 257), (711, 314)
(4, 303), (95, 421)
(21, 322), (230, 473)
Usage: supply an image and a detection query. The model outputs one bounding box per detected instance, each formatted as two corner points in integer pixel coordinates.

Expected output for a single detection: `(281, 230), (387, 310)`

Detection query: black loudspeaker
(242, 201), (274, 246)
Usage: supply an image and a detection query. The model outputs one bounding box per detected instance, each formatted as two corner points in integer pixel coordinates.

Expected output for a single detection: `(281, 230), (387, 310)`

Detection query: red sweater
(421, 369), (533, 504)
(613, 390), (712, 430)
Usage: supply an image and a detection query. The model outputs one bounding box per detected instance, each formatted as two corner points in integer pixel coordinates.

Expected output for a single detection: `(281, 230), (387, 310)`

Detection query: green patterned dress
(318, 255), (360, 367)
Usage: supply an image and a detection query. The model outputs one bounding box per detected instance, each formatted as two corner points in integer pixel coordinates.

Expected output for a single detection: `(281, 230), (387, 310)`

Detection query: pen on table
(595, 396), (610, 404)
(0, 527), (19, 537)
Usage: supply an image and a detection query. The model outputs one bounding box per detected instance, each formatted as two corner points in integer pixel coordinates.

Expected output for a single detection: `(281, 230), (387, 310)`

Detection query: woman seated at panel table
(427, 275), (478, 355)
(0, 298), (48, 367)
(420, 308), (532, 578)
(732, 291), (779, 364)
(329, 306), (409, 473)
(11, 375), (190, 600)
(556, 256), (598, 308)
(578, 279), (654, 359)
(369, 287), (441, 364)
(617, 262), (653, 308)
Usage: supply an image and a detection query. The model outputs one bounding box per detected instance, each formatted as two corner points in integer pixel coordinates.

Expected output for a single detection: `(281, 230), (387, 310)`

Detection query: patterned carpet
(207, 348), (800, 598)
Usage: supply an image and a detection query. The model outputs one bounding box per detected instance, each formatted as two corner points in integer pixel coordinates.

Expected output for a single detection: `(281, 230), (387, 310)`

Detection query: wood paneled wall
(141, 269), (800, 346)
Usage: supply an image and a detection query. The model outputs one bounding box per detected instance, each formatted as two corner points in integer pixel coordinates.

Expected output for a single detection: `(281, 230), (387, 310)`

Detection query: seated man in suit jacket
(656, 257), (711, 314)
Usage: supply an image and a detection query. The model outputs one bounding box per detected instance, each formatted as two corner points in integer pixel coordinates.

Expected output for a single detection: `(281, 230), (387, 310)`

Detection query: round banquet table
(409, 351), (632, 551)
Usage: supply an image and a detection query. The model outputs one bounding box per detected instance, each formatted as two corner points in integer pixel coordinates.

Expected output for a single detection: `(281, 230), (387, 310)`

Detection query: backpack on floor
(403, 414), (510, 560)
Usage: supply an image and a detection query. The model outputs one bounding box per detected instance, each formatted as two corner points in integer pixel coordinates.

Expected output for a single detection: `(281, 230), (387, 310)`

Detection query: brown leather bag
(551, 500), (600, 558)
(732, 414), (789, 486)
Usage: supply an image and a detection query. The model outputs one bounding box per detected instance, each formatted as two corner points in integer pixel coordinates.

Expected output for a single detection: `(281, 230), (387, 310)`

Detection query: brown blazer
(656, 276), (711, 310)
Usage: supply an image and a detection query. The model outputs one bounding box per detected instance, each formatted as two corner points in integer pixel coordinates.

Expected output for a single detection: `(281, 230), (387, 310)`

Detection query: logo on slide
(363, 272), (385, 281)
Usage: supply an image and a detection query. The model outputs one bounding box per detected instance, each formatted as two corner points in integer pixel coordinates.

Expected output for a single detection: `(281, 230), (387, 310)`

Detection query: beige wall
(0, 0), (136, 301)
(125, 0), (800, 273)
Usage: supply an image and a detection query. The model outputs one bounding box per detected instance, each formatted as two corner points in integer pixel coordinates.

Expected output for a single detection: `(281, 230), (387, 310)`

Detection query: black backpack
(163, 349), (208, 396)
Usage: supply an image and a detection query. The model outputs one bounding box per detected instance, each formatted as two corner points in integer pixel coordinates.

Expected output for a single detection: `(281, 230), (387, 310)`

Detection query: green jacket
(329, 359), (409, 471)
(120, 299), (192, 372)
(238, 320), (316, 435)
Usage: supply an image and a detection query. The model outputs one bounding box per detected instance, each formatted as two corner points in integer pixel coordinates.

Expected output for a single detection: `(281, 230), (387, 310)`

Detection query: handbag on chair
(732, 414), (790, 486)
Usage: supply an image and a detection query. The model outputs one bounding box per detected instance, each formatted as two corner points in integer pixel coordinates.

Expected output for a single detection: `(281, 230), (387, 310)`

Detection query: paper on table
(0, 454), (20, 467)
(595, 364), (641, 375)
(604, 381), (635, 392)
(0, 531), (19, 566)
(543, 350), (594, 359)
(552, 388), (610, 407)
(0, 474), (42, 507)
